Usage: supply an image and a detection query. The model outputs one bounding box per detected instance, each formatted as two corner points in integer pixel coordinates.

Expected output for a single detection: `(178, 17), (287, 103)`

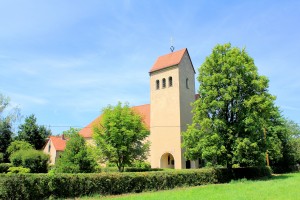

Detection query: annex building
(44, 48), (199, 169)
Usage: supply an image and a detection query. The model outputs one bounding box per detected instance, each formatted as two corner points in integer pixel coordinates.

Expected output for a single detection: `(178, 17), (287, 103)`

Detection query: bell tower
(149, 48), (195, 169)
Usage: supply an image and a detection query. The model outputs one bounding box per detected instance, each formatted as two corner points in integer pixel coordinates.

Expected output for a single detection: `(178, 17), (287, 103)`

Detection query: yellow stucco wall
(149, 51), (195, 169)
(43, 140), (58, 165)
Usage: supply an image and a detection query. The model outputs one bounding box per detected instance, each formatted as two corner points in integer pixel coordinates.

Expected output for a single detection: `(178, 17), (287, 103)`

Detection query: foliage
(0, 93), (20, 163)
(17, 114), (51, 149)
(130, 160), (151, 169)
(94, 102), (150, 172)
(54, 130), (97, 173)
(270, 118), (300, 173)
(62, 127), (81, 138)
(6, 140), (33, 157)
(7, 166), (30, 174)
(183, 43), (280, 168)
(9, 149), (49, 173)
(0, 167), (271, 199)
(0, 163), (12, 173)
(0, 121), (13, 162)
(0, 93), (21, 124)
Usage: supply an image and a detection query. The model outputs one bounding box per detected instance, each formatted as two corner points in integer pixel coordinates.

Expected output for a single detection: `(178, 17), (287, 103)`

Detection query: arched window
(162, 78), (166, 88)
(168, 76), (173, 87)
(186, 78), (189, 89)
(156, 80), (160, 90)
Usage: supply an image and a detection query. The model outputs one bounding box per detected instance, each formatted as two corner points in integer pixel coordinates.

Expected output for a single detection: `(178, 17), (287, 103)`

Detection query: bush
(0, 163), (12, 173)
(10, 149), (49, 173)
(7, 167), (30, 174)
(0, 167), (271, 199)
(0, 153), (3, 163)
(6, 141), (33, 158)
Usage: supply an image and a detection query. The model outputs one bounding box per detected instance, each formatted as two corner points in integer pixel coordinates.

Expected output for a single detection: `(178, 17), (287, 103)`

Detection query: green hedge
(0, 167), (271, 199)
(101, 167), (163, 173)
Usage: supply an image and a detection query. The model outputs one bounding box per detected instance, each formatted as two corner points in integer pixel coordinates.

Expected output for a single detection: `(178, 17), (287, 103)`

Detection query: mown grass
(80, 172), (300, 200)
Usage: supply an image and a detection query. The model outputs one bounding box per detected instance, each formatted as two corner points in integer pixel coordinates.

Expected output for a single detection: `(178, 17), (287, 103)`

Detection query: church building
(79, 48), (199, 169)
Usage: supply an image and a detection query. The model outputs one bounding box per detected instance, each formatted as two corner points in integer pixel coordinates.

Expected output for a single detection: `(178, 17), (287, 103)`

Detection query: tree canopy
(55, 128), (97, 173)
(0, 120), (13, 162)
(17, 114), (51, 149)
(0, 93), (20, 162)
(182, 43), (281, 168)
(94, 102), (150, 172)
(6, 140), (34, 158)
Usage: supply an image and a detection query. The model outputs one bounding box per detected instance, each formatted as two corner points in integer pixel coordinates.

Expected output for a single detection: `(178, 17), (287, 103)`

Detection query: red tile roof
(149, 48), (187, 73)
(79, 104), (150, 138)
(49, 136), (67, 151)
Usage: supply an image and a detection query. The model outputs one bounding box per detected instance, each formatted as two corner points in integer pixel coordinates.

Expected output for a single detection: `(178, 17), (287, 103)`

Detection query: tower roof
(149, 48), (194, 73)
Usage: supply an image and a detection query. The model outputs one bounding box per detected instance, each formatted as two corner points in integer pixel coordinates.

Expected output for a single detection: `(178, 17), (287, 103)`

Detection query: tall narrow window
(48, 142), (51, 153)
(162, 78), (166, 88)
(186, 78), (189, 89)
(156, 80), (160, 90)
(168, 76), (173, 87)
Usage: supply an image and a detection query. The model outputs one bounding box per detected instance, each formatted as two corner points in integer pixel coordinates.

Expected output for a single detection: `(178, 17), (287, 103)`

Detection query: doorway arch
(160, 153), (175, 169)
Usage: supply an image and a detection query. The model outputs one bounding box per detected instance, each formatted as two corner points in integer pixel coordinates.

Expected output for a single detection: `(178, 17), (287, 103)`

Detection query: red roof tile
(79, 104), (150, 138)
(149, 48), (187, 73)
(49, 136), (67, 151)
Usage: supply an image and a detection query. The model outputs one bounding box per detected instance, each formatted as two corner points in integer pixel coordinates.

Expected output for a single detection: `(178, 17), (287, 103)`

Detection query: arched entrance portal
(160, 153), (175, 169)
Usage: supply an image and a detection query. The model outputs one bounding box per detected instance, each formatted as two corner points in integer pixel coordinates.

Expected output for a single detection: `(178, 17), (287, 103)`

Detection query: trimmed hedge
(0, 167), (271, 199)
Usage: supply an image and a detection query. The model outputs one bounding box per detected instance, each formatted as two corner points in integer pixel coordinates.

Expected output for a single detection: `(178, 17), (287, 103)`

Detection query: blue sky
(1, 0), (299, 135)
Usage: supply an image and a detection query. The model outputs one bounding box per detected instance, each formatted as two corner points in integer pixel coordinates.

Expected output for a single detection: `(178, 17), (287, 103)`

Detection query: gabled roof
(79, 104), (150, 139)
(49, 136), (67, 151)
(149, 48), (194, 73)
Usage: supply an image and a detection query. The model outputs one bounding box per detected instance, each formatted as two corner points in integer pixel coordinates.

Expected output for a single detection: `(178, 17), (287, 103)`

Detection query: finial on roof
(170, 36), (175, 52)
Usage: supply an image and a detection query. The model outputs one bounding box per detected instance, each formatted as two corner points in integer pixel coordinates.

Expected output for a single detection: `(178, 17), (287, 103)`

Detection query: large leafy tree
(6, 140), (34, 158)
(94, 102), (150, 172)
(183, 43), (281, 169)
(55, 128), (97, 173)
(0, 93), (20, 162)
(270, 118), (300, 172)
(17, 114), (51, 149)
(0, 121), (13, 162)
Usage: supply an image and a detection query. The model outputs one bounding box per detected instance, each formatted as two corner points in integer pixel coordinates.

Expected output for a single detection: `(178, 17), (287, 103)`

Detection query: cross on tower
(170, 37), (175, 52)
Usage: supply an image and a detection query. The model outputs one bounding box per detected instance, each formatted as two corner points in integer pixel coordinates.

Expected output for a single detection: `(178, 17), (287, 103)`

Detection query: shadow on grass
(252, 173), (294, 182)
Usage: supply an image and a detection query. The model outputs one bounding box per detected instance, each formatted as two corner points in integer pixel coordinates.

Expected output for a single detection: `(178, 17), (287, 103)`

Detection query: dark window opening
(162, 78), (166, 88)
(169, 76), (173, 87)
(186, 78), (189, 89)
(48, 143), (51, 153)
(156, 80), (160, 90)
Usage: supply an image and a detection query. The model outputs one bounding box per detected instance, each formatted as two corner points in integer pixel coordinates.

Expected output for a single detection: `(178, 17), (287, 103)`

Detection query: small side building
(43, 135), (67, 165)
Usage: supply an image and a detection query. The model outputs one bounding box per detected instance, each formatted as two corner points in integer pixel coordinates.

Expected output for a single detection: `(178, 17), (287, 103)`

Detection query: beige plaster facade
(47, 48), (199, 169)
(43, 136), (66, 165)
(149, 49), (197, 169)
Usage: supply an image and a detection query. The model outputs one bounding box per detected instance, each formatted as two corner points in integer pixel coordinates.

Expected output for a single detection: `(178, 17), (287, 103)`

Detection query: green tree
(0, 93), (20, 162)
(270, 118), (300, 172)
(55, 129), (97, 173)
(0, 120), (13, 162)
(94, 102), (150, 172)
(10, 149), (49, 173)
(183, 43), (281, 169)
(17, 114), (51, 149)
(6, 140), (34, 157)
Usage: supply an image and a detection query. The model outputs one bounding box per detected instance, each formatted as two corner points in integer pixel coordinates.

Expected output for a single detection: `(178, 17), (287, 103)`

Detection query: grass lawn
(80, 172), (300, 200)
